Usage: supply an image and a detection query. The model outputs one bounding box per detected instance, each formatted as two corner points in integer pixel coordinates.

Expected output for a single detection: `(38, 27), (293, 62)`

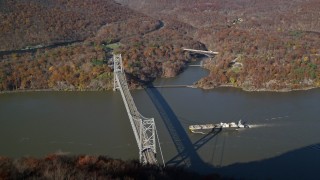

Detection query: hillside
(116, 0), (320, 91)
(1, 0), (319, 92)
(0, 0), (138, 51)
(0, 0), (203, 91)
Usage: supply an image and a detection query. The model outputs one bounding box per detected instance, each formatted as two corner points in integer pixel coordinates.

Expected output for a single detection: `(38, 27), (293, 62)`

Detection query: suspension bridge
(113, 54), (164, 165)
(112, 51), (219, 167)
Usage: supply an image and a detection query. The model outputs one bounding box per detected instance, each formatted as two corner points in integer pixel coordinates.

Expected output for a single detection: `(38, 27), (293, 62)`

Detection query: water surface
(0, 64), (319, 179)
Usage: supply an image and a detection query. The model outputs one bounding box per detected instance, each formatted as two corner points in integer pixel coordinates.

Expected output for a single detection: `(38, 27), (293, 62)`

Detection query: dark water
(1, 65), (319, 179)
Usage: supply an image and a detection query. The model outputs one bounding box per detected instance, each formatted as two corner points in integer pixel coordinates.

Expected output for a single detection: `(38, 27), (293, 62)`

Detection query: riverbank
(196, 82), (320, 93)
(0, 88), (115, 95)
(1, 73), (319, 95)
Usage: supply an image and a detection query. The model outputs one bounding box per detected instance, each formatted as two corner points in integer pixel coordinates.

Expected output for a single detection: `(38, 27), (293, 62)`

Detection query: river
(0, 63), (319, 179)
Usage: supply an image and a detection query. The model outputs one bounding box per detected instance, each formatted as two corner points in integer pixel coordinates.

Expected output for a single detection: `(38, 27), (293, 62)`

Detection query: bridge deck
(183, 48), (219, 55)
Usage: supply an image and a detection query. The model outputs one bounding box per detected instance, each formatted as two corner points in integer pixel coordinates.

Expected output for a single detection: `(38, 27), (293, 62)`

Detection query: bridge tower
(113, 54), (123, 91)
(113, 54), (161, 164)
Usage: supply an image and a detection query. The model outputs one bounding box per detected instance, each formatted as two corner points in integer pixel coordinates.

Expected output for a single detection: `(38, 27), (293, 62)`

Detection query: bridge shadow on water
(144, 83), (320, 179)
(144, 83), (219, 174)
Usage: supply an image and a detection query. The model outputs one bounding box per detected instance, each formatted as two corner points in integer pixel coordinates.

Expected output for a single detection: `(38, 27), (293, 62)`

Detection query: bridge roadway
(182, 48), (219, 55)
(114, 70), (158, 164)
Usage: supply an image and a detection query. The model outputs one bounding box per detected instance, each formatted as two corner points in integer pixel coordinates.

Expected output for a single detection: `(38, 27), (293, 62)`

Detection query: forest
(116, 0), (320, 91)
(0, 0), (203, 91)
(0, 155), (221, 179)
(0, 0), (319, 92)
(0, 0), (139, 51)
(0, 0), (139, 91)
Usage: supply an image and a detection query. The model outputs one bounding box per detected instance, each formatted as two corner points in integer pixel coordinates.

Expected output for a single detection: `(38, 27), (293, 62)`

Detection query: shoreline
(0, 88), (113, 95)
(1, 84), (319, 95)
(197, 83), (319, 93)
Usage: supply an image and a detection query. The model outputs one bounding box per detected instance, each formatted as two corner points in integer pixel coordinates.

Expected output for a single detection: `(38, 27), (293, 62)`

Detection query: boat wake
(190, 131), (207, 134)
(265, 115), (289, 121)
(247, 124), (273, 128)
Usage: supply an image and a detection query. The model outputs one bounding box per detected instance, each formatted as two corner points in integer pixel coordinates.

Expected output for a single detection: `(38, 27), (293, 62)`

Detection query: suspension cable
(155, 124), (165, 167)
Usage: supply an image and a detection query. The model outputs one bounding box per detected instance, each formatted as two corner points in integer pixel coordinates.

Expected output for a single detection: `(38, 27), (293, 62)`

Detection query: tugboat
(189, 120), (250, 133)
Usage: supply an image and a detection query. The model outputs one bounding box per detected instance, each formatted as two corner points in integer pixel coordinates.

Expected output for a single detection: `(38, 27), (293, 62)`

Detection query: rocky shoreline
(196, 82), (319, 92)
